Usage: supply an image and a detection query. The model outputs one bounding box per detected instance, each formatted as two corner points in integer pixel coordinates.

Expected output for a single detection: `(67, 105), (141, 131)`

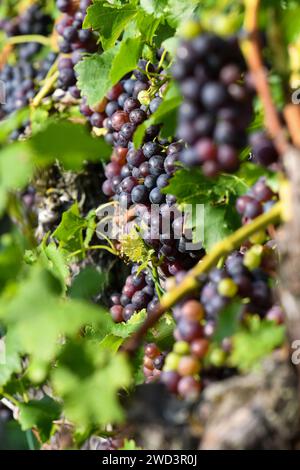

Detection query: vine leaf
(75, 46), (119, 107)
(229, 318), (286, 371)
(84, 2), (138, 50)
(52, 341), (131, 429)
(0, 264), (114, 381)
(19, 397), (61, 443)
(52, 203), (86, 254)
(213, 301), (241, 344)
(68, 266), (108, 301)
(110, 36), (143, 84)
(30, 120), (111, 169)
(0, 330), (22, 387)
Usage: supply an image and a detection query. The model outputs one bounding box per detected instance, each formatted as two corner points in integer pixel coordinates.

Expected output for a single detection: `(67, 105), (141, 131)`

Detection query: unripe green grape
(218, 278), (238, 297)
(173, 341), (190, 355)
(179, 20), (202, 39)
(138, 90), (151, 106)
(243, 245), (263, 270)
(164, 352), (180, 371)
(211, 13), (240, 36)
(209, 348), (226, 367)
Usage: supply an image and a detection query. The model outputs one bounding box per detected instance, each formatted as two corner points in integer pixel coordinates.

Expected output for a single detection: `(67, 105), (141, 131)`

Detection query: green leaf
(19, 397), (61, 442)
(110, 36), (143, 84)
(0, 108), (30, 143)
(0, 231), (24, 292)
(165, 0), (199, 28)
(0, 143), (34, 213)
(121, 439), (142, 450)
(161, 35), (179, 56)
(135, 12), (161, 44)
(140, 0), (199, 27)
(75, 47), (118, 107)
(68, 266), (107, 300)
(213, 301), (241, 344)
(112, 310), (147, 339)
(98, 334), (124, 353)
(39, 242), (70, 290)
(52, 341), (131, 430)
(237, 162), (278, 191)
(203, 200), (241, 251)
(229, 318), (286, 371)
(0, 264), (114, 380)
(30, 120), (111, 169)
(84, 2), (138, 49)
(162, 167), (248, 206)
(0, 330), (22, 387)
(140, 0), (169, 17)
(52, 203), (86, 254)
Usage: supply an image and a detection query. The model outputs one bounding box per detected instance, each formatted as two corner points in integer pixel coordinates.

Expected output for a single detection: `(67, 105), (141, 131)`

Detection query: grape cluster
(200, 250), (274, 323)
(99, 61), (204, 268)
(160, 245), (280, 399)
(236, 177), (277, 222)
(143, 343), (166, 383)
(56, 0), (98, 99)
(1, 4), (52, 60)
(110, 266), (159, 323)
(0, 53), (56, 123)
(173, 32), (255, 177)
(0, 5), (56, 130)
(161, 295), (207, 399)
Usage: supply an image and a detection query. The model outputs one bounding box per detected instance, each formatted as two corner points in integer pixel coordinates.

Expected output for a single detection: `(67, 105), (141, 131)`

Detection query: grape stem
(6, 35), (53, 47)
(31, 70), (59, 108)
(68, 244), (119, 258)
(243, 0), (288, 154)
(122, 202), (283, 353)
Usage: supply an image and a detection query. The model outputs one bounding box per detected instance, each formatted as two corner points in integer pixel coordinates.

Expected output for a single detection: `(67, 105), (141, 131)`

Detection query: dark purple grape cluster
(0, 5), (56, 132)
(143, 343), (166, 383)
(98, 60), (205, 268)
(200, 251), (274, 324)
(236, 177), (277, 223)
(109, 265), (159, 323)
(0, 53), (56, 123)
(173, 32), (255, 177)
(102, 61), (162, 144)
(1, 4), (53, 60)
(56, 0), (98, 98)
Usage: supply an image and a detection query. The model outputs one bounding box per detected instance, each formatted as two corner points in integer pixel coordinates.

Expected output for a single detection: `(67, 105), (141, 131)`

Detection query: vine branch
(6, 35), (53, 47)
(31, 70), (59, 108)
(243, 0), (288, 154)
(123, 201), (282, 353)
